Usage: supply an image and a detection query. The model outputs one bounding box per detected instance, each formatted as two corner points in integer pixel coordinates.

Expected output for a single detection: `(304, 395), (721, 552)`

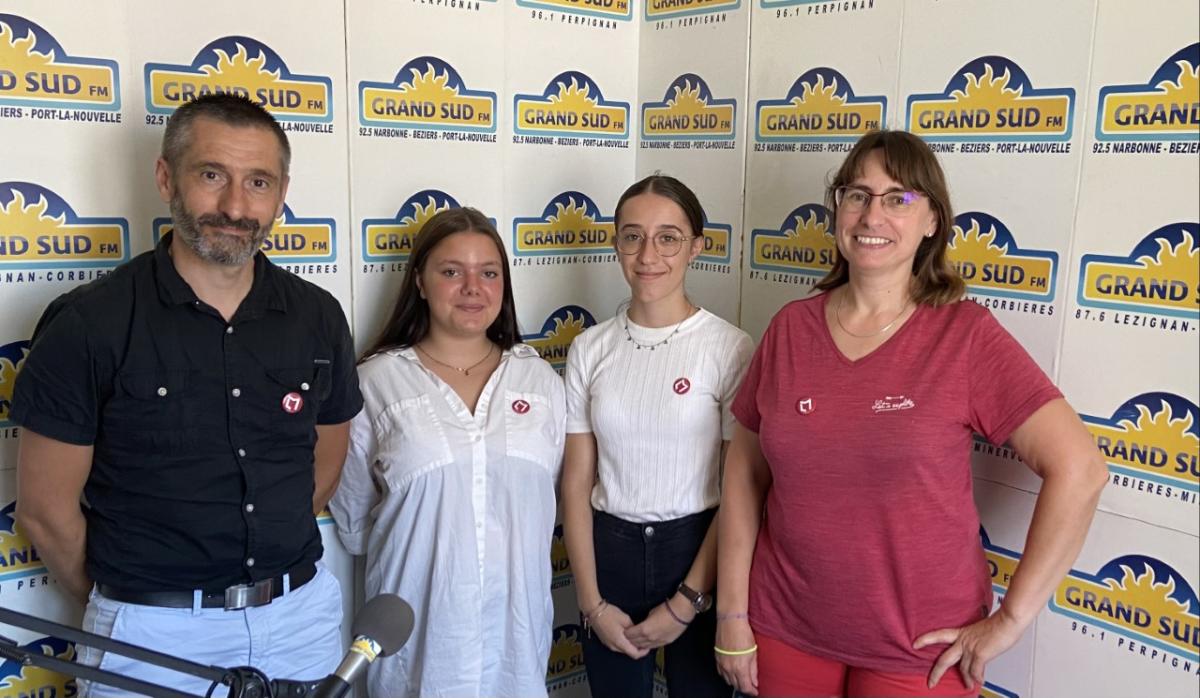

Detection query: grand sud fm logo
(550, 524), (572, 589)
(514, 192), (614, 258)
(906, 56), (1075, 141)
(0, 182), (128, 269)
(518, 0), (631, 21)
(522, 306), (596, 372)
(644, 0), (739, 21)
(0, 339), (29, 431)
(1077, 223), (1198, 320)
(1051, 555), (1199, 664)
(749, 204), (836, 278)
(154, 205), (336, 265)
(642, 74), (736, 141)
(0, 501), (46, 582)
(144, 37), (332, 123)
(948, 212), (1058, 303)
(514, 72), (629, 140)
(1097, 43), (1199, 142)
(1082, 392), (1199, 497)
(980, 526), (1021, 599)
(0, 636), (76, 698)
(359, 56), (496, 133)
(0, 14), (119, 112)
(545, 624), (587, 688)
(361, 190), (462, 264)
(756, 68), (885, 143)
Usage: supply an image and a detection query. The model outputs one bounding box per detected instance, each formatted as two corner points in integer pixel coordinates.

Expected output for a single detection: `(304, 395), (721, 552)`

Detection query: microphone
(311, 594), (415, 698)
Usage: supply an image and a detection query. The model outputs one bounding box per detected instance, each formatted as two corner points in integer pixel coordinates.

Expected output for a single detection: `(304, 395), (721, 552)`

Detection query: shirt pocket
(503, 389), (560, 470)
(375, 394), (455, 488)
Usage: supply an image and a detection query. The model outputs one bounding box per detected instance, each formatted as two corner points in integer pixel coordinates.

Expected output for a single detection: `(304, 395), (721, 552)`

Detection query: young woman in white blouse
(329, 207), (565, 698)
(562, 175), (754, 698)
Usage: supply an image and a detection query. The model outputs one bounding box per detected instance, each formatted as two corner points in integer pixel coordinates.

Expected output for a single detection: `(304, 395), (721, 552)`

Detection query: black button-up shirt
(12, 233), (363, 591)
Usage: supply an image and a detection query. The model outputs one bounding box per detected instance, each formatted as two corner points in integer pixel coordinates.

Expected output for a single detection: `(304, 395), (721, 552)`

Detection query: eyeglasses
(834, 186), (924, 216)
(615, 230), (693, 257)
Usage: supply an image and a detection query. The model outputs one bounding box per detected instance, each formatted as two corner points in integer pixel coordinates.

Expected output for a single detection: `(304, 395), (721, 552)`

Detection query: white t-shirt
(330, 344), (564, 698)
(565, 307), (754, 523)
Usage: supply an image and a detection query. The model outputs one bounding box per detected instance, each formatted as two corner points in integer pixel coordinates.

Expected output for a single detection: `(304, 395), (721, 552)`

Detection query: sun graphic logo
(144, 37), (332, 122)
(523, 306), (596, 373)
(645, 0), (739, 20)
(756, 68), (886, 143)
(154, 204), (336, 264)
(1081, 392), (1198, 496)
(0, 501), (47, 581)
(0, 636), (76, 697)
(907, 57), (1075, 141)
(545, 624), (587, 688)
(359, 56), (496, 133)
(948, 212), (1058, 302)
(361, 190), (462, 264)
(980, 526), (1022, 598)
(0, 182), (129, 269)
(0, 14), (119, 112)
(550, 524), (573, 589)
(750, 204), (836, 277)
(518, 0), (631, 21)
(1077, 223), (1198, 320)
(1097, 43), (1199, 142)
(514, 192), (613, 257)
(641, 74), (736, 141)
(514, 72), (629, 139)
(0, 339), (29, 430)
(1051, 555), (1199, 662)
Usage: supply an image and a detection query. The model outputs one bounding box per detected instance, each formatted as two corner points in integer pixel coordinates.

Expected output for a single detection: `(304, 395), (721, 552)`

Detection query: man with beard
(11, 94), (362, 696)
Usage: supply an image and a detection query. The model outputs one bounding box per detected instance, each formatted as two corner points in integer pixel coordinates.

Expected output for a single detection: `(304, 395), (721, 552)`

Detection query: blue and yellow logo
(980, 682), (1020, 698)
(514, 72), (629, 139)
(514, 192), (613, 257)
(756, 68), (885, 143)
(361, 190), (460, 264)
(980, 526), (1021, 598)
(0, 182), (129, 269)
(0, 14), (119, 111)
(1082, 393), (1198, 494)
(949, 212), (1058, 302)
(1097, 43), (1199, 142)
(546, 624), (587, 688)
(0, 636), (75, 698)
(359, 56), (496, 133)
(642, 74), (736, 141)
(0, 501), (47, 581)
(550, 524), (572, 589)
(144, 37), (332, 122)
(1077, 223), (1198, 320)
(518, 0), (631, 20)
(1050, 555), (1199, 661)
(907, 57), (1075, 141)
(154, 205), (336, 264)
(645, 0), (739, 20)
(749, 204), (836, 277)
(0, 339), (29, 430)
(698, 218), (732, 265)
(523, 306), (596, 372)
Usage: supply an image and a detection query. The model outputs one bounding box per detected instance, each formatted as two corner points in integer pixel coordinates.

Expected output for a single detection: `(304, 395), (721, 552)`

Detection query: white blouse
(565, 308), (754, 523)
(330, 344), (565, 698)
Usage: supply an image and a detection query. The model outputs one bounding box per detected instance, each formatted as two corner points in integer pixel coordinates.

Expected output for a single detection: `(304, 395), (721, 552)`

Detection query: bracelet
(582, 599), (609, 625)
(716, 611), (749, 622)
(663, 598), (691, 626)
(713, 644), (758, 656)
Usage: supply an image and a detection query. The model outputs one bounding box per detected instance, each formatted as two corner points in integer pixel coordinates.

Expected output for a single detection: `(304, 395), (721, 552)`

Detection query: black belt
(97, 562), (317, 611)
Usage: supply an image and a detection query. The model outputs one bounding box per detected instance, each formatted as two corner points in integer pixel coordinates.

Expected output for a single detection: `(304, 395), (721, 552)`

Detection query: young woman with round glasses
(561, 175), (753, 698)
(716, 130), (1107, 697)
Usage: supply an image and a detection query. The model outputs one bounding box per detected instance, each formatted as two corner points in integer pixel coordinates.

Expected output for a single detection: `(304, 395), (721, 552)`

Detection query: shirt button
(245, 503), (255, 513)
(156, 387), (168, 397)
(237, 448), (246, 457)
(476, 521), (483, 529)
(644, 526), (655, 538)
(300, 382), (310, 391)
(471, 434), (481, 442)
(246, 557), (255, 567)
(231, 388), (241, 398)
(225, 326), (234, 335)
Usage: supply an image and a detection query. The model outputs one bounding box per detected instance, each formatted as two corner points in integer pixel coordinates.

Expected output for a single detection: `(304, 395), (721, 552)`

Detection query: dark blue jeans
(583, 509), (728, 698)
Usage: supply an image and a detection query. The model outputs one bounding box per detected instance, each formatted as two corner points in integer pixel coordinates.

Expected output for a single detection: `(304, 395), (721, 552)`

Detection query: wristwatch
(676, 582), (713, 613)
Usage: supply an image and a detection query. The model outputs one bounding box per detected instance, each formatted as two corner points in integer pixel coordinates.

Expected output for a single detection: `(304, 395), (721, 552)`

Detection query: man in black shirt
(12, 94), (363, 695)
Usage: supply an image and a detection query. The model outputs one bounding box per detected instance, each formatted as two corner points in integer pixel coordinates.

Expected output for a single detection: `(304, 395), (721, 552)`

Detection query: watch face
(696, 594), (713, 613)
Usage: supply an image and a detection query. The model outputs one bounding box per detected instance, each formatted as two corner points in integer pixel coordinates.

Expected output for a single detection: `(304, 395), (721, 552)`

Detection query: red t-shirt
(732, 293), (1061, 673)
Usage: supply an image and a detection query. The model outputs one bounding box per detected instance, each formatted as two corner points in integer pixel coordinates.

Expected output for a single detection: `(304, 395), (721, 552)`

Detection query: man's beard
(170, 193), (272, 267)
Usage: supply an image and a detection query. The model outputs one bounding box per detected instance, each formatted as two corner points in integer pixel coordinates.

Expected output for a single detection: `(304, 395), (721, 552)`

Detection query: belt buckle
(223, 578), (274, 610)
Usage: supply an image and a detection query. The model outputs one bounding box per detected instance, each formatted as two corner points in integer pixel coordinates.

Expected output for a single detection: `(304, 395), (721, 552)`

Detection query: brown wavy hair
(814, 130), (965, 306)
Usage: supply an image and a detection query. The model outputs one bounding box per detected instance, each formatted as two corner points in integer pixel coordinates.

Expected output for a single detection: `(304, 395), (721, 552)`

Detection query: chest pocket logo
(504, 390), (558, 469)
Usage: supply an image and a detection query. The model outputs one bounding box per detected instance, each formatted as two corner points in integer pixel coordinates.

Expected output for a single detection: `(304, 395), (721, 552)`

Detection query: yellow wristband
(713, 644), (758, 656)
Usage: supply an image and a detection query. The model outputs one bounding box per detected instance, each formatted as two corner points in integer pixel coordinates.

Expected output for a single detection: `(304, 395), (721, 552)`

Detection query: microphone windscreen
(351, 594), (415, 656)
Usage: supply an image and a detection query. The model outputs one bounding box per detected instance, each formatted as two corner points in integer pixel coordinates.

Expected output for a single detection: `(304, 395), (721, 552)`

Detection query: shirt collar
(387, 343), (538, 361)
(153, 231), (287, 314)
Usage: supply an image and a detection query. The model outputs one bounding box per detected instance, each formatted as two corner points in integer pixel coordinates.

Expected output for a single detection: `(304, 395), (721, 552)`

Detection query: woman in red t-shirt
(714, 130), (1109, 698)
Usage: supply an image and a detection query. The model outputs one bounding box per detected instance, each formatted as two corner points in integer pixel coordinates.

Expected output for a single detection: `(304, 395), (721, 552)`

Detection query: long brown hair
(360, 207), (519, 361)
(814, 130), (965, 306)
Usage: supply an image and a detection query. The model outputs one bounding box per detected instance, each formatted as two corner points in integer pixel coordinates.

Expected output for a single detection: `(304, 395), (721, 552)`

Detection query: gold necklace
(834, 292), (912, 339)
(415, 343), (495, 376)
